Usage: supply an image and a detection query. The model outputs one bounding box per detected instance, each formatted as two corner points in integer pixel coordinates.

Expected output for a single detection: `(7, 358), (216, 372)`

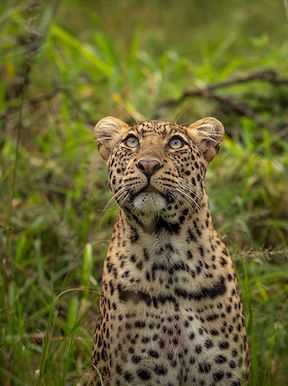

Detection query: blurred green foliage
(0, 0), (287, 385)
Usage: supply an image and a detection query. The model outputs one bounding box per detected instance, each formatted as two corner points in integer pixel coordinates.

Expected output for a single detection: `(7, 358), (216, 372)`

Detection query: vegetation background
(0, 0), (287, 385)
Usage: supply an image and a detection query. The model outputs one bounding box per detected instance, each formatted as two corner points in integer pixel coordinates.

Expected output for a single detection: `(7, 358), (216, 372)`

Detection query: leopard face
(95, 117), (224, 225)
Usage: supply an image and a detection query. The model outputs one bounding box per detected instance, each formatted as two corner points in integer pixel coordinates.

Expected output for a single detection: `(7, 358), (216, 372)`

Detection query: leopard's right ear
(94, 116), (129, 161)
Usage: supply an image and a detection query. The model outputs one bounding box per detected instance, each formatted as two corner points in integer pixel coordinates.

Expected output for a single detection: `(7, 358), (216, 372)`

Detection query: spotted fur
(92, 117), (249, 386)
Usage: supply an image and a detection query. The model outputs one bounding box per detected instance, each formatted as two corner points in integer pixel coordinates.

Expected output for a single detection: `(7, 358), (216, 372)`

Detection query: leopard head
(95, 117), (224, 224)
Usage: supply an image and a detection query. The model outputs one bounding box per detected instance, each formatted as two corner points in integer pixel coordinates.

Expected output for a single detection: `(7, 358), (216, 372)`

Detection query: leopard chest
(99, 229), (246, 385)
(102, 281), (243, 386)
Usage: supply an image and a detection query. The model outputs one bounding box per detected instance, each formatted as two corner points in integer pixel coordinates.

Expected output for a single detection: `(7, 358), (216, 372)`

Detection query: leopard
(91, 116), (250, 386)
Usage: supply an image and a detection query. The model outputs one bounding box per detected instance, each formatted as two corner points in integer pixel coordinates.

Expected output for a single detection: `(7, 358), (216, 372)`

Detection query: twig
(0, 87), (67, 121)
(0, 86), (96, 130)
(236, 248), (288, 262)
(196, 91), (258, 120)
(158, 69), (288, 108)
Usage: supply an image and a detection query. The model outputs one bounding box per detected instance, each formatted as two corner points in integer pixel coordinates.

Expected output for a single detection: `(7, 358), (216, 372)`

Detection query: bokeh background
(0, 0), (288, 385)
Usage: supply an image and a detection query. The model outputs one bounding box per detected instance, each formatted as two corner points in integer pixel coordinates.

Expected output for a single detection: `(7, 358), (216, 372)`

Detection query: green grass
(0, 1), (288, 385)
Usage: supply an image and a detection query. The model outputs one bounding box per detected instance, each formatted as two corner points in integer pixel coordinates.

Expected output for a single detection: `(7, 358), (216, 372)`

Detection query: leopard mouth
(132, 184), (174, 204)
(137, 185), (160, 195)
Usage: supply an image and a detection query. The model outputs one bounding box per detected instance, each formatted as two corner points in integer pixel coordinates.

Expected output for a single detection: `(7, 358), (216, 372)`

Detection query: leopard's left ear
(187, 117), (224, 162)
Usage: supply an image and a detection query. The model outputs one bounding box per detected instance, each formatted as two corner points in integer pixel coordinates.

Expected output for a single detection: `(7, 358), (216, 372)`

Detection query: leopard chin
(133, 191), (166, 213)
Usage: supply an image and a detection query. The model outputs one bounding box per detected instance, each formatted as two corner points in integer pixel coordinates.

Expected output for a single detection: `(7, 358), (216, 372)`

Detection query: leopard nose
(136, 159), (163, 179)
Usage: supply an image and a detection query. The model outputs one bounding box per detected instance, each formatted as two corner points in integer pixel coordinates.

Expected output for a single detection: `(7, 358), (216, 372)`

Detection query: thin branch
(0, 86), (96, 130)
(158, 69), (288, 108)
(0, 87), (67, 121)
(236, 248), (288, 262)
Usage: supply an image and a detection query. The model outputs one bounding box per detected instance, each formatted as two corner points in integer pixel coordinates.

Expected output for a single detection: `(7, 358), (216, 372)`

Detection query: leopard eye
(125, 135), (139, 148)
(169, 136), (184, 149)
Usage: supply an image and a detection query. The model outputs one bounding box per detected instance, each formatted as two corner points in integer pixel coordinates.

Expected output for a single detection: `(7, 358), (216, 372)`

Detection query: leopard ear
(94, 116), (129, 160)
(187, 117), (224, 162)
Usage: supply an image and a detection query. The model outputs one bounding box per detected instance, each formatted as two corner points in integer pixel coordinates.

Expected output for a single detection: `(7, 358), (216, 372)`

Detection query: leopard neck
(103, 197), (231, 304)
(120, 192), (213, 237)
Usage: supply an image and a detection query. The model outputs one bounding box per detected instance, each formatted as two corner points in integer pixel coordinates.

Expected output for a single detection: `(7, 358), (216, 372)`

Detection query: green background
(0, 0), (287, 385)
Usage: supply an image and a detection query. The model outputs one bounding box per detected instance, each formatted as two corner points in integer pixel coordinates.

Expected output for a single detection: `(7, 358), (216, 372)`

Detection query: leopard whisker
(169, 189), (193, 212)
(176, 187), (201, 211)
(104, 187), (131, 211)
(180, 185), (203, 201)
